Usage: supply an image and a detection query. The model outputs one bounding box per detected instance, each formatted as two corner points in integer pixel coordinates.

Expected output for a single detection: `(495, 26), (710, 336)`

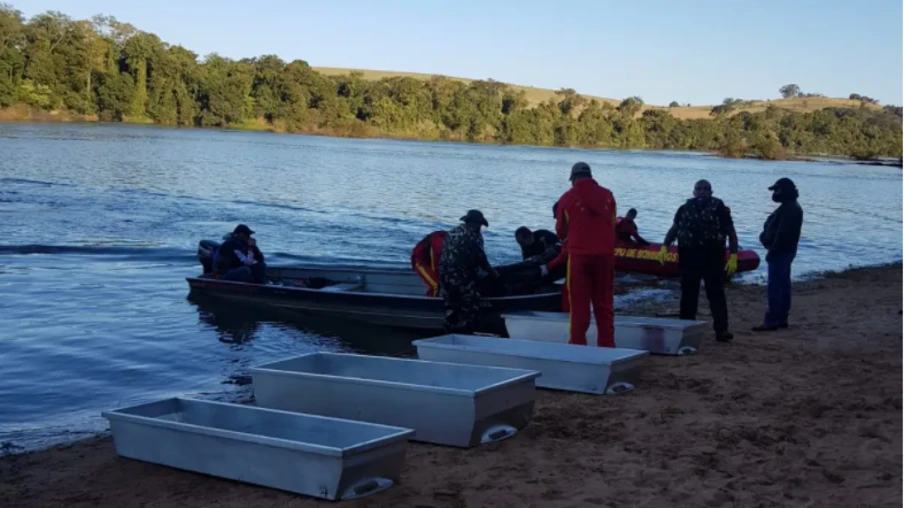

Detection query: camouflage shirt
(439, 224), (491, 279)
(673, 197), (734, 248)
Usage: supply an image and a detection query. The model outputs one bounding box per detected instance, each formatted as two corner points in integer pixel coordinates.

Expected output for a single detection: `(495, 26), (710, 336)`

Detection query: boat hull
(614, 242), (760, 277)
(186, 266), (562, 333)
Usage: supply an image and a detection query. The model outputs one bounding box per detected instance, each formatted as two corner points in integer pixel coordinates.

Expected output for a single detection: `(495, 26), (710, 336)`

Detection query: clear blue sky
(12, 0), (904, 106)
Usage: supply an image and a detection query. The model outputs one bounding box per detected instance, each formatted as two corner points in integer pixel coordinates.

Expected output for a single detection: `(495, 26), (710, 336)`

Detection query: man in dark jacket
(657, 180), (738, 342)
(214, 224), (267, 283)
(515, 227), (561, 264)
(753, 178), (804, 332)
(439, 210), (498, 333)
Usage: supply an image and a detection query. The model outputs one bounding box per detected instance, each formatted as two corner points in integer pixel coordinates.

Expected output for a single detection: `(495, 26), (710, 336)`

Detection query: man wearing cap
(214, 224), (267, 284)
(657, 180), (737, 342)
(438, 210), (498, 333)
(753, 178), (803, 332)
(554, 162), (617, 348)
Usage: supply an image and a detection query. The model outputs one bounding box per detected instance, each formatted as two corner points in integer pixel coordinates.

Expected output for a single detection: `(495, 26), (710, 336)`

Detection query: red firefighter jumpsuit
(555, 179), (617, 347)
(411, 231), (446, 297)
(546, 239), (570, 313)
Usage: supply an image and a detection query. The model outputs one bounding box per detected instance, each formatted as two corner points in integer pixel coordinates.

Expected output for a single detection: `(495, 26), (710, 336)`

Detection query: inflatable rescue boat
(614, 241), (760, 278)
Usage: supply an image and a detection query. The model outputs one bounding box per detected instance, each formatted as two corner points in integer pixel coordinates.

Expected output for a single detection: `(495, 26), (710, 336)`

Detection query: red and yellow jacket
(411, 230), (446, 276)
(547, 239), (569, 270)
(555, 179), (617, 256)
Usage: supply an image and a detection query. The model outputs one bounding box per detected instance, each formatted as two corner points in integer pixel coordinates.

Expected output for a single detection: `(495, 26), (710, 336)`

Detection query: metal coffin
(414, 334), (648, 395)
(502, 311), (707, 355)
(251, 353), (539, 448)
(102, 398), (413, 501)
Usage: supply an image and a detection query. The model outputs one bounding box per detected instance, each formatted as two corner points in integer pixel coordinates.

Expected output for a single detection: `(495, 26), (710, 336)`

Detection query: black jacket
(520, 229), (560, 260)
(759, 200), (803, 262)
(214, 238), (250, 274)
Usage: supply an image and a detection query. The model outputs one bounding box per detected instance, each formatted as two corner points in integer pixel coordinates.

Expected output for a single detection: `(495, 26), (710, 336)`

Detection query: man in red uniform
(544, 238), (570, 313)
(554, 162), (617, 347)
(410, 230), (446, 296)
(615, 208), (649, 246)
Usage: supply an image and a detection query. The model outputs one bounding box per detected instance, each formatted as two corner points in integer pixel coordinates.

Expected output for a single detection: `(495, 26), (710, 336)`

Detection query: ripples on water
(0, 123), (900, 451)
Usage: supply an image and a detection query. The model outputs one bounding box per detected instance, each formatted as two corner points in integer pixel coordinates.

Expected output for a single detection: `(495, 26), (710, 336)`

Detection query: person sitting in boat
(411, 230), (446, 297)
(214, 224), (267, 284)
(514, 226), (561, 264)
(615, 208), (650, 246)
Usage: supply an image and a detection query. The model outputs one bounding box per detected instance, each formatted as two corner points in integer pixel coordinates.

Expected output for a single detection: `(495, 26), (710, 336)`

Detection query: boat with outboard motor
(188, 240), (562, 334)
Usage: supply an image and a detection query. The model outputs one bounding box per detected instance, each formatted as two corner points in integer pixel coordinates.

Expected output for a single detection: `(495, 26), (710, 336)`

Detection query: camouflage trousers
(440, 271), (481, 334)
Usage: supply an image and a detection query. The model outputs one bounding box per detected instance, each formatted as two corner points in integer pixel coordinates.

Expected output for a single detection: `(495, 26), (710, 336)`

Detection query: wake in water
(0, 243), (411, 271)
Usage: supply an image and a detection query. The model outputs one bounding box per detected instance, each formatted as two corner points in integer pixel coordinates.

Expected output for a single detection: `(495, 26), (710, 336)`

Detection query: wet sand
(2, 264), (901, 508)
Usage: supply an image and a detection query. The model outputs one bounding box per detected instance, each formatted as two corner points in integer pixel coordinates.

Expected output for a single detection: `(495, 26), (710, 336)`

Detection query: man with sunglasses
(657, 180), (738, 342)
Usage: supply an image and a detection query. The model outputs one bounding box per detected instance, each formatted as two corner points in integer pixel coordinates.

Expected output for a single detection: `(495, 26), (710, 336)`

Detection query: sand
(2, 264), (901, 508)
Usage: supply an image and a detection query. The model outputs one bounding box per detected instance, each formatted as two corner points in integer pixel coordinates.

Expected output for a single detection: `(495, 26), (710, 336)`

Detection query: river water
(0, 123), (900, 452)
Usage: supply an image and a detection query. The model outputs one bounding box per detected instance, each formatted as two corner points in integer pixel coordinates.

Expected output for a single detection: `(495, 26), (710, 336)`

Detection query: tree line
(1, 6), (901, 160)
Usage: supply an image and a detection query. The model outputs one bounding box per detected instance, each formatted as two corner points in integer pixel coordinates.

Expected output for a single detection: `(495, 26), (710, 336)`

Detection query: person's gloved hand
(540, 265), (549, 277)
(725, 253), (738, 277)
(655, 246), (668, 265)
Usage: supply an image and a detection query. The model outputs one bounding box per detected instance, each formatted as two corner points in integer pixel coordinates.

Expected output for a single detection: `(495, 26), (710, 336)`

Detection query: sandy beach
(2, 264), (901, 508)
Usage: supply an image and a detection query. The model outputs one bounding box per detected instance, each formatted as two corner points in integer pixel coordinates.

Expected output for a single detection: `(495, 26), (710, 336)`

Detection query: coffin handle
(340, 477), (394, 500)
(481, 424), (518, 443)
(677, 346), (697, 355)
(606, 382), (635, 395)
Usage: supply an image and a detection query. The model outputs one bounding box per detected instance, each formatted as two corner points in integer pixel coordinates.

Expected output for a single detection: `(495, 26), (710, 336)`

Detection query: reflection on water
(0, 123), (900, 452)
(188, 293), (420, 356)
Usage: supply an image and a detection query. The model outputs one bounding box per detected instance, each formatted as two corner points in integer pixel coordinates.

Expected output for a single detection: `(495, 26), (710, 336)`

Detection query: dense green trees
(850, 93), (879, 105)
(0, 5), (901, 159)
(780, 84), (802, 99)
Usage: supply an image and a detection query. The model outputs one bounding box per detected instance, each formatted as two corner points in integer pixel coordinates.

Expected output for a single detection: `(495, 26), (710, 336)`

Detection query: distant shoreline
(2, 108), (900, 167)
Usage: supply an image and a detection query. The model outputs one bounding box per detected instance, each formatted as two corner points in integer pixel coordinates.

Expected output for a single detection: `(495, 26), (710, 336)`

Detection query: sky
(11, 0), (904, 106)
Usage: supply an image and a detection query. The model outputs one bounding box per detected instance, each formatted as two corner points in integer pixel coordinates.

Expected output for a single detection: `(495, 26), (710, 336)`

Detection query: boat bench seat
(320, 282), (364, 293)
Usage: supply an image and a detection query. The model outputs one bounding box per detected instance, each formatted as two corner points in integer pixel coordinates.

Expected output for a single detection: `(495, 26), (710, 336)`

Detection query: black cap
(233, 224), (255, 235)
(768, 177), (796, 191)
(570, 162), (592, 181)
(460, 209), (489, 227)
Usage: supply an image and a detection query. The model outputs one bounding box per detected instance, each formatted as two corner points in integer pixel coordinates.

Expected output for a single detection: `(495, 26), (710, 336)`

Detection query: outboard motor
(198, 239), (221, 274)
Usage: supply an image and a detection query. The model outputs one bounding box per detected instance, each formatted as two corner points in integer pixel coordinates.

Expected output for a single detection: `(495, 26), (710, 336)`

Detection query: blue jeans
(764, 252), (795, 326)
(220, 263), (267, 284)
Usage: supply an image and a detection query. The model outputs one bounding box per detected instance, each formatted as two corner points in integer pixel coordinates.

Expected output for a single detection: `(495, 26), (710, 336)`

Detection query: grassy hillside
(3, 3), (898, 159)
(313, 66), (880, 119)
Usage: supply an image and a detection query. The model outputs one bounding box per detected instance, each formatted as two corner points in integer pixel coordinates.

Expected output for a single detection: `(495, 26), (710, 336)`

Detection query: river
(0, 122), (900, 452)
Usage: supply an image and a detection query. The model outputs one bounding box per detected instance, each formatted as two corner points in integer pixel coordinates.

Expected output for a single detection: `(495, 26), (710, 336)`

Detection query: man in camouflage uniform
(658, 179), (739, 342)
(439, 210), (498, 333)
